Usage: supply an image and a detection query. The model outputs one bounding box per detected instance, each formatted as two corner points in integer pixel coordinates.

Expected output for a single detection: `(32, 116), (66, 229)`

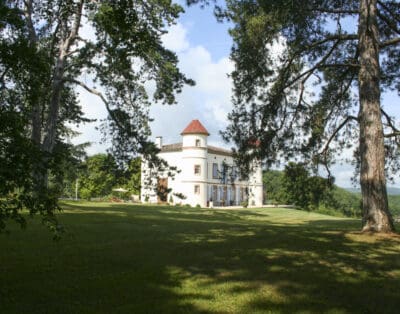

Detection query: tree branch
(380, 37), (400, 48)
(63, 0), (84, 52)
(384, 132), (400, 138)
(23, 0), (37, 44)
(284, 38), (359, 90)
(377, 11), (400, 36)
(381, 108), (400, 135)
(313, 8), (358, 15)
(377, 0), (400, 24)
(316, 114), (357, 180)
(318, 115), (358, 157)
(66, 78), (125, 131)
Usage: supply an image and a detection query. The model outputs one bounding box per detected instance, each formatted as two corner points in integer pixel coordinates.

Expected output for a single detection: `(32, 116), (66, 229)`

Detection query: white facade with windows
(141, 120), (263, 208)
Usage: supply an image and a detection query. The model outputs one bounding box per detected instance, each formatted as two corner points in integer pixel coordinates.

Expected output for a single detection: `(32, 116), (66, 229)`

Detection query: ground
(1, 202), (399, 313)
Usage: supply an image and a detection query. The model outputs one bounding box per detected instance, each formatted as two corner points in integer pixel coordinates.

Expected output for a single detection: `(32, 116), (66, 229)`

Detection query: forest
(264, 164), (400, 219)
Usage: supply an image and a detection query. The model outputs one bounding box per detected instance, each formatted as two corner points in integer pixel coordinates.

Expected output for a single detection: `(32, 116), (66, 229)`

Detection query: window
(212, 185), (218, 200)
(195, 139), (201, 147)
(194, 165), (201, 175)
(212, 163), (218, 179)
(194, 185), (200, 194)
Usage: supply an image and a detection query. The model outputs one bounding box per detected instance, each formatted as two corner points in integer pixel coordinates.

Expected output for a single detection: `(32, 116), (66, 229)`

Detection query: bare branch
(64, 49), (80, 57)
(378, 0), (400, 24)
(313, 8), (358, 15)
(62, 0), (84, 52)
(377, 11), (400, 36)
(384, 132), (400, 138)
(380, 37), (400, 48)
(319, 115), (358, 157)
(284, 38), (358, 90)
(67, 78), (109, 110)
(23, 0), (37, 44)
(66, 78), (125, 131)
(381, 108), (400, 133)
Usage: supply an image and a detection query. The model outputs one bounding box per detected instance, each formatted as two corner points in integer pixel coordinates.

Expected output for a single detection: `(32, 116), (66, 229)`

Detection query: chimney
(155, 136), (162, 149)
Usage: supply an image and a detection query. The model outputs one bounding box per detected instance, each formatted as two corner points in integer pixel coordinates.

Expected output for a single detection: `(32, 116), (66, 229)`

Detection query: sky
(71, 2), (399, 189)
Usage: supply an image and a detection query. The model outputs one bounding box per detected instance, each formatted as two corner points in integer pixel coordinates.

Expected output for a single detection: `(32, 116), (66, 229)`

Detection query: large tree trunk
(24, 0), (45, 190)
(358, 0), (395, 232)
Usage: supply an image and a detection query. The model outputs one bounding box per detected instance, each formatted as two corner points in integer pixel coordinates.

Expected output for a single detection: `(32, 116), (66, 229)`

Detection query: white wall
(141, 139), (264, 207)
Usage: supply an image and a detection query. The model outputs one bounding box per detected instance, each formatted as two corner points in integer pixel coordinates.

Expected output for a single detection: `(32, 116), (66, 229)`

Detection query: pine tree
(222, 0), (399, 232)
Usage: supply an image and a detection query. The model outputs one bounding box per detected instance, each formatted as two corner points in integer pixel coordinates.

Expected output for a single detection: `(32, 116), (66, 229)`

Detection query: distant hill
(343, 187), (400, 216)
(345, 187), (400, 195)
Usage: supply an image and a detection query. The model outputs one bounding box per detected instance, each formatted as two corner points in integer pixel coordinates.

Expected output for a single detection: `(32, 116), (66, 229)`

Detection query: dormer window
(195, 139), (201, 147)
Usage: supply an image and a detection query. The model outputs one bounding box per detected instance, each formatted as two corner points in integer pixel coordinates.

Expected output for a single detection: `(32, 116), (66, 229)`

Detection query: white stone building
(141, 120), (263, 207)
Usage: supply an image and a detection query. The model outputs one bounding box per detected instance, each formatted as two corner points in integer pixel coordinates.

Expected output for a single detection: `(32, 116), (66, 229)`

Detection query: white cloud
(150, 24), (234, 149)
(71, 20), (374, 189)
(162, 23), (190, 53)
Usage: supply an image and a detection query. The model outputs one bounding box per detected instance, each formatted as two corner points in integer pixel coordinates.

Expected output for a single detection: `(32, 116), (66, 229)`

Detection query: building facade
(141, 120), (263, 207)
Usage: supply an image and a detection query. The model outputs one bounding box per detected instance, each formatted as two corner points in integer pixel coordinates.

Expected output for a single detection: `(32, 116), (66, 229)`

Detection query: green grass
(1, 202), (400, 314)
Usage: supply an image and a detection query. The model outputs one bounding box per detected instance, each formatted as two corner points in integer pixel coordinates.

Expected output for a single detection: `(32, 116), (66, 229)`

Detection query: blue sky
(72, 2), (399, 188)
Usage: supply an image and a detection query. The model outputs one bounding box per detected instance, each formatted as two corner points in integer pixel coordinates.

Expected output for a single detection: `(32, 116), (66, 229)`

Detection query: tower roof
(181, 119), (210, 136)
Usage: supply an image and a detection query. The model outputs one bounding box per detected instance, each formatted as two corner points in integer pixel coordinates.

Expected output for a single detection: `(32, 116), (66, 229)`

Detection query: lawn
(1, 202), (399, 314)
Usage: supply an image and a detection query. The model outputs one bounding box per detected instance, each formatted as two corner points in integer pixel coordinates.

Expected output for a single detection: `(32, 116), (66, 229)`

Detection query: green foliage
(282, 163), (311, 208)
(1, 0), (192, 232)
(387, 195), (400, 217)
(264, 163), (362, 218)
(263, 170), (284, 203)
(78, 154), (119, 200)
(220, 0), (399, 230)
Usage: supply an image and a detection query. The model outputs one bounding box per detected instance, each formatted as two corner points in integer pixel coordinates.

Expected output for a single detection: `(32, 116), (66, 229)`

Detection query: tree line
(50, 153), (141, 201)
(265, 162), (400, 219)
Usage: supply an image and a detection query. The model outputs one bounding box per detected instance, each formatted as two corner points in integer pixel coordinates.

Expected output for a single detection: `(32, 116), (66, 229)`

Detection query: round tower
(180, 120), (209, 207)
(247, 139), (263, 207)
(248, 158), (263, 207)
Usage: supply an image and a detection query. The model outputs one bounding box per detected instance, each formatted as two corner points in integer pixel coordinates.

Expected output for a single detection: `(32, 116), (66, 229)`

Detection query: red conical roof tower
(181, 119), (210, 136)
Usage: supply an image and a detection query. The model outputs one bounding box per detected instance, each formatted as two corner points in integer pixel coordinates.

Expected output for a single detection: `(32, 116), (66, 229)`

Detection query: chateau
(140, 120), (263, 207)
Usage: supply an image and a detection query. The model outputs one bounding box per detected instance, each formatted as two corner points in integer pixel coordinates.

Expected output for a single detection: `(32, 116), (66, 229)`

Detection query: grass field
(1, 202), (400, 314)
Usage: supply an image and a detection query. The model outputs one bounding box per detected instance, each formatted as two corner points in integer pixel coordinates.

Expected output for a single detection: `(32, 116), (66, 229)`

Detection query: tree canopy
(221, 0), (399, 232)
(263, 165), (362, 217)
(0, 0), (193, 234)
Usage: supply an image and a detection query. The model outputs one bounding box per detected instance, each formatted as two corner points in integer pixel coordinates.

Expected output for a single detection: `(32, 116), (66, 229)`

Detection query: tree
(49, 141), (89, 199)
(264, 166), (362, 216)
(78, 154), (118, 200)
(282, 162), (311, 208)
(263, 170), (285, 203)
(222, 0), (399, 232)
(0, 1), (193, 232)
(125, 158), (142, 195)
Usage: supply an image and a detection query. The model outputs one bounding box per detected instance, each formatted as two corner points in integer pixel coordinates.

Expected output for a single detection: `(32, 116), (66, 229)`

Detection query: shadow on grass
(1, 202), (400, 313)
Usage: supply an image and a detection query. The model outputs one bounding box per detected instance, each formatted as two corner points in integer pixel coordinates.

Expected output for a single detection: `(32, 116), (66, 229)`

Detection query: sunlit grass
(1, 202), (399, 313)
